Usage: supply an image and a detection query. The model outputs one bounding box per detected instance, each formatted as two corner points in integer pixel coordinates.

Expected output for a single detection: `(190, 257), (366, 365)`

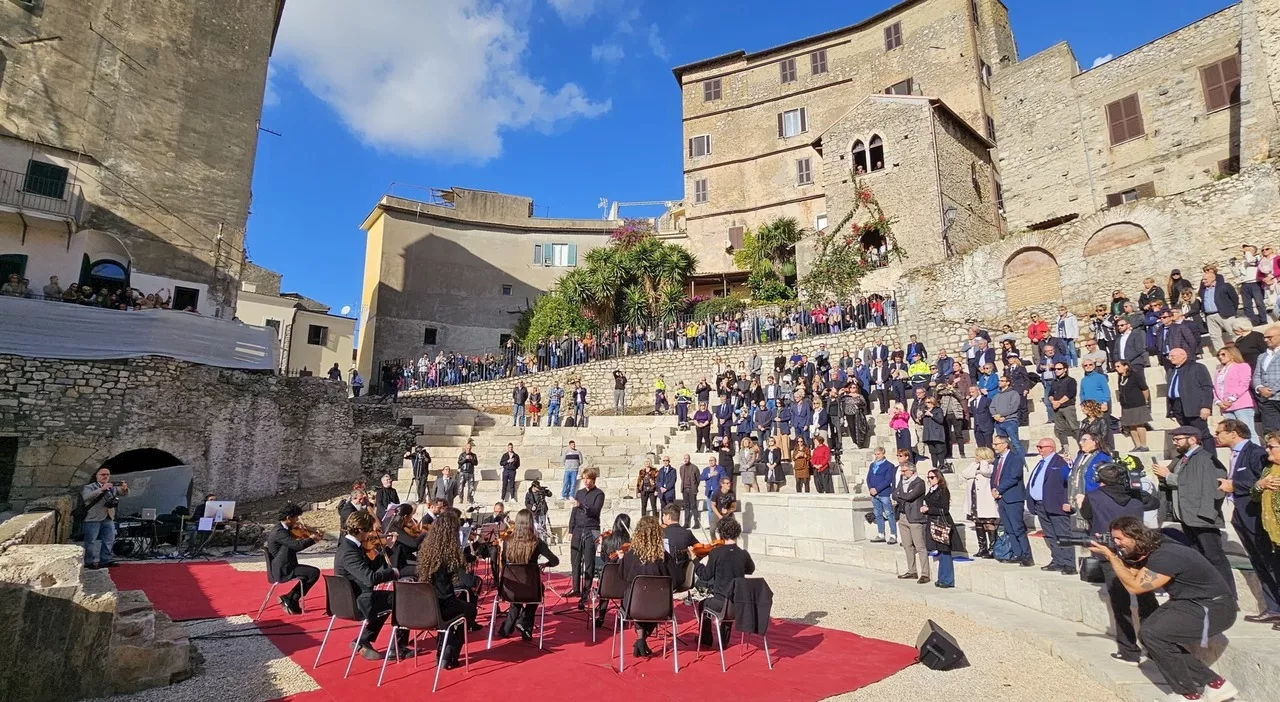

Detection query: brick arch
(70, 437), (192, 488)
(1083, 221), (1150, 257)
(1003, 247), (1062, 308)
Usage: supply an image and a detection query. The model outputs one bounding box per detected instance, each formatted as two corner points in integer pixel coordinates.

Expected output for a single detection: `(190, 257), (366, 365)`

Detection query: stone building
(671, 0), (1015, 275)
(235, 263), (356, 376)
(806, 94), (1000, 272)
(356, 187), (621, 380)
(0, 0), (284, 317)
(995, 3), (1274, 230)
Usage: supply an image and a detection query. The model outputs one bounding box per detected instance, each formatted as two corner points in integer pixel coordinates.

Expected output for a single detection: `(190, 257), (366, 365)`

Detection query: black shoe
(1109, 652), (1141, 666)
(395, 645), (413, 660)
(516, 623), (533, 642)
(897, 573), (918, 579)
(467, 621), (483, 632)
(1040, 564), (1062, 572)
(1059, 568), (1078, 576)
(358, 645), (381, 661)
(443, 660), (462, 670)
(935, 582), (954, 589)
(917, 576), (930, 584)
(565, 589), (582, 598)
(576, 600), (587, 611)
(1019, 559), (1035, 567)
(279, 596), (302, 616)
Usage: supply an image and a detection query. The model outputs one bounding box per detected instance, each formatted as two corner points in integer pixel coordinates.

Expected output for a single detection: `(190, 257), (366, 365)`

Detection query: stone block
(793, 538), (825, 562)
(1036, 578), (1085, 622)
(969, 562), (1008, 600)
(1002, 571), (1043, 611)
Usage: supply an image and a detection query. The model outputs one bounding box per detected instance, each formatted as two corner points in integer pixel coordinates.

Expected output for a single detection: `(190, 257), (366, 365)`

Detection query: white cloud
(273, 0), (610, 161)
(591, 43), (625, 63)
(548, 0), (604, 24)
(1091, 54), (1114, 68)
(647, 23), (667, 61)
(262, 64), (280, 108)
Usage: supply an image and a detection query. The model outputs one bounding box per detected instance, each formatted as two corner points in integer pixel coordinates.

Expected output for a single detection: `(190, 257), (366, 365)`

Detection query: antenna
(597, 198), (609, 219)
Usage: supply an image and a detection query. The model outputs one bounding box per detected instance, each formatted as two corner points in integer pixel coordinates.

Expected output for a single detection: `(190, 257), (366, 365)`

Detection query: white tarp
(0, 296), (278, 370)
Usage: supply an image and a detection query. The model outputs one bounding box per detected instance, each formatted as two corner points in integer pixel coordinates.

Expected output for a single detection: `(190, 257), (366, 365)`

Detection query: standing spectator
(1152, 427), (1234, 598)
(1111, 316), (1147, 371)
(674, 381), (693, 429)
(80, 467), (129, 569)
(657, 455), (678, 508)
(350, 370), (364, 397)
(1166, 348), (1215, 445)
(511, 382), (528, 427)
(967, 384), (994, 449)
(546, 382), (564, 427)
(1239, 244), (1268, 326)
(1027, 314), (1049, 364)
(1254, 326), (1280, 434)
(528, 386), (542, 427)
(1052, 306), (1080, 367)
(700, 456), (727, 528)
(1114, 360), (1152, 452)
(1047, 361), (1080, 454)
(42, 275), (62, 299)
(1214, 346), (1256, 441)
(792, 439), (812, 493)
(1026, 438), (1075, 574)
(572, 381), (588, 427)
(693, 402), (713, 452)
(866, 447), (896, 543)
(560, 440), (583, 500)
(1216, 420), (1280, 623)
(457, 441), (478, 504)
(922, 468), (960, 588)
(922, 397), (948, 472)
(499, 443), (521, 501)
(1198, 264), (1240, 351)
(1233, 322), (1266, 368)
(679, 454), (701, 529)
(811, 435), (833, 494)
(636, 462), (658, 517)
(612, 368), (628, 415)
(989, 375), (1020, 445)
(889, 402), (911, 451)
(1167, 268), (1193, 306)
(1138, 276), (1166, 311)
(991, 434), (1032, 566)
(764, 437), (785, 492)
(653, 374), (669, 415)
(892, 454), (930, 584)
(962, 447), (1000, 558)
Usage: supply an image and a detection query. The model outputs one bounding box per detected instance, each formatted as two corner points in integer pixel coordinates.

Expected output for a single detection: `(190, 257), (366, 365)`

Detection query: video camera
(1058, 531), (1114, 549)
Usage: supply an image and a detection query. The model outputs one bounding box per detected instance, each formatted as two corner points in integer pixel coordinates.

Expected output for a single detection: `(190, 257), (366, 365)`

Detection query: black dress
(426, 564), (478, 665)
(620, 550), (680, 642)
(499, 539), (559, 635)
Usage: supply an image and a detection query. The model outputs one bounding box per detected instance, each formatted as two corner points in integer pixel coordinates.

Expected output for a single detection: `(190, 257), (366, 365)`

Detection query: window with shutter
(779, 108), (806, 138)
(995, 182), (1005, 212)
(796, 158), (812, 186)
(543, 245), (554, 266)
(703, 78), (722, 102)
(884, 22), (902, 51)
(810, 50), (828, 75)
(980, 60), (992, 87)
(885, 77), (914, 95)
(970, 0), (979, 24)
(567, 243), (578, 266)
(985, 114), (997, 143)
(694, 178), (708, 204)
(1200, 55), (1240, 112)
(532, 244), (542, 264)
(728, 226), (744, 250)
(779, 58), (797, 84)
(689, 134), (711, 157)
(1105, 94), (1144, 145)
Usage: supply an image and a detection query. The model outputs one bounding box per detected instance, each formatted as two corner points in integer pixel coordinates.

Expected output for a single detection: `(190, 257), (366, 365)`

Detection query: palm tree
(734, 217), (804, 278)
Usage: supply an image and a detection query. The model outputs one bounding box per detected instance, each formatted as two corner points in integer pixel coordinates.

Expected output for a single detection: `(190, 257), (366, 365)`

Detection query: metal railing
(0, 168), (85, 223)
(371, 293), (899, 394)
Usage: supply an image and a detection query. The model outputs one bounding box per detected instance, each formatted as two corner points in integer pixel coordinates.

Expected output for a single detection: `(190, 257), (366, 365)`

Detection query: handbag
(1078, 556), (1105, 583)
(928, 517), (952, 543)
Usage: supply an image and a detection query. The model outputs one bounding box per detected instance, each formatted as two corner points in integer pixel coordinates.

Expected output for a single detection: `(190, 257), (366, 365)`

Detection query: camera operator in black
(1088, 517), (1238, 701)
(1077, 463), (1162, 664)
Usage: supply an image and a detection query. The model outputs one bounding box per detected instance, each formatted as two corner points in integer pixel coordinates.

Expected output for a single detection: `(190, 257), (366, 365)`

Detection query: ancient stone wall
(396, 326), (903, 410)
(894, 163), (1280, 354)
(354, 404), (417, 481)
(0, 355), (361, 506)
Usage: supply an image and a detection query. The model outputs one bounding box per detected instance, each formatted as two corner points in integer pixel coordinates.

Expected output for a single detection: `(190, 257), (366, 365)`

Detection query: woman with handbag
(921, 468), (961, 588)
(961, 447), (1000, 558)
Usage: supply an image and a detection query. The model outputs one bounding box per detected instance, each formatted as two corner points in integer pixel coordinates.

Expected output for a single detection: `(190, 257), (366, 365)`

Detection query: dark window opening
(499, 333), (512, 347)
(80, 257), (129, 296)
(423, 327), (438, 345)
(985, 114), (997, 143)
(0, 253), (29, 280)
(99, 448), (184, 476)
(23, 159), (68, 199)
(173, 286), (199, 311)
(501, 284), (512, 296)
(868, 135), (885, 172)
(0, 437), (16, 502)
(885, 77), (914, 95)
(307, 324), (328, 346)
(852, 140), (868, 174)
(264, 318), (281, 332)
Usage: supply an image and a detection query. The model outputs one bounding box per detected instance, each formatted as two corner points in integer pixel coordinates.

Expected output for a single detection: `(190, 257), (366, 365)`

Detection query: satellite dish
(340, 305), (352, 316)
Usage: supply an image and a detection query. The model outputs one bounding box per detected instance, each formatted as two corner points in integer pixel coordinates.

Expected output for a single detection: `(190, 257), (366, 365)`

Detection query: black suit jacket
(1112, 330), (1148, 368)
(1230, 440), (1268, 515)
(267, 525), (315, 582)
(334, 536), (397, 619)
(1158, 323), (1199, 360)
(500, 452), (521, 474)
(1168, 361), (1213, 417)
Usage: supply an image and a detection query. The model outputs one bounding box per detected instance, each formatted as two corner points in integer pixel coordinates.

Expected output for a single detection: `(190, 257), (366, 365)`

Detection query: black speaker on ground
(916, 619), (965, 670)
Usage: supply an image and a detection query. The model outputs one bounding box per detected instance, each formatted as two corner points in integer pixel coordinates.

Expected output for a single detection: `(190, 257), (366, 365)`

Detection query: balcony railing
(0, 167), (85, 223)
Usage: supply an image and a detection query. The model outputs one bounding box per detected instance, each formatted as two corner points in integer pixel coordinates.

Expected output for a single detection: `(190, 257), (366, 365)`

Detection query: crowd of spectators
(2, 273), (192, 312)
(374, 293), (897, 393)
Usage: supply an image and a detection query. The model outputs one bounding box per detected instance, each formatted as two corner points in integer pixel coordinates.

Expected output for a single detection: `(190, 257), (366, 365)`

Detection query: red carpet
(110, 562), (919, 701)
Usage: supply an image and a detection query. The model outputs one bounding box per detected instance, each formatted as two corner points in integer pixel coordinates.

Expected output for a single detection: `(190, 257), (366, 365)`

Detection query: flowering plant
(799, 179), (904, 305)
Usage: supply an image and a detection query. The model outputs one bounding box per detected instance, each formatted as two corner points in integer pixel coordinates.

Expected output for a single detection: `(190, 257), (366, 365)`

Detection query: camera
(1058, 531), (1113, 549)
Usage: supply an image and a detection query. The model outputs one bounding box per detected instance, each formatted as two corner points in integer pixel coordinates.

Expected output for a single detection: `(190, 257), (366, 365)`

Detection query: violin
(289, 523), (324, 541)
(402, 517), (428, 538)
(610, 542), (631, 561)
(362, 530), (390, 561)
(596, 529), (613, 545)
(690, 539), (726, 559)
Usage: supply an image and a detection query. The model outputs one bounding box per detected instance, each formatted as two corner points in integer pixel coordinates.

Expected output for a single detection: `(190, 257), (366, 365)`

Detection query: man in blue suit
(1026, 438), (1074, 573)
(967, 385), (994, 449)
(991, 434), (1033, 566)
(905, 335), (928, 363)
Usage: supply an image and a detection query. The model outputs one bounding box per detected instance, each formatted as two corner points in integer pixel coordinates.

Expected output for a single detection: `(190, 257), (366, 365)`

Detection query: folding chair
(614, 575), (679, 673)
(255, 550), (302, 621)
(695, 580), (773, 672)
(590, 562), (625, 643)
(313, 575), (368, 679)
(377, 581), (469, 690)
(486, 563), (547, 650)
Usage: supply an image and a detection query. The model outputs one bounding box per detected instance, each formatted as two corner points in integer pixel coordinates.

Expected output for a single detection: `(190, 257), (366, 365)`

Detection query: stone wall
(894, 163), (1280, 354)
(0, 355), (361, 506)
(396, 325), (903, 410)
(0, 545), (193, 701)
(354, 404), (417, 481)
(0, 511), (57, 554)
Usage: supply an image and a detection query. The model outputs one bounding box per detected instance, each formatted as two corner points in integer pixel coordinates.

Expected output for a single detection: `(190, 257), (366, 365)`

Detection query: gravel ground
(83, 616), (319, 702)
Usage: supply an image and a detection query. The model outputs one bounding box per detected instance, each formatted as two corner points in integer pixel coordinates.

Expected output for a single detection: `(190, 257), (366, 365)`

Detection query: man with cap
(1152, 425), (1235, 598)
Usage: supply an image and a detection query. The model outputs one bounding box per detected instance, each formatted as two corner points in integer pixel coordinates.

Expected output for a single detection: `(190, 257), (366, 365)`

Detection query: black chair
(695, 580), (773, 672)
(590, 562), (625, 643)
(255, 550), (303, 621)
(313, 575), (368, 679)
(377, 581), (469, 690)
(614, 575), (678, 673)
(675, 560), (696, 601)
(486, 563), (546, 650)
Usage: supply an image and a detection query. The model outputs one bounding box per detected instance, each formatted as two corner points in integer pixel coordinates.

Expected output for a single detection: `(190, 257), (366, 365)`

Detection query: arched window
(80, 256), (129, 295)
(852, 140), (868, 174)
(869, 135), (885, 172)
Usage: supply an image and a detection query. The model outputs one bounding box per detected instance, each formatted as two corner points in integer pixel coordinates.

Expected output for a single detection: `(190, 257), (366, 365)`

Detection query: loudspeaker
(916, 619), (965, 670)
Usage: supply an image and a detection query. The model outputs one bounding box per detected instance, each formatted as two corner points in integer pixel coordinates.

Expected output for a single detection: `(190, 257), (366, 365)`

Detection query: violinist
(621, 516), (681, 659)
(416, 510), (482, 669)
(593, 514), (631, 628)
(387, 503), (423, 579)
(689, 516), (755, 648)
(267, 503), (323, 616)
(337, 479), (371, 532)
(497, 509), (559, 641)
(335, 510), (407, 661)
(660, 504), (699, 570)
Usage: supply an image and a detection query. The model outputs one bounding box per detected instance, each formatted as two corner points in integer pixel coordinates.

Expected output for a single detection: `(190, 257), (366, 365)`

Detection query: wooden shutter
(728, 226), (744, 249)
(1105, 193), (1124, 208)
(533, 244), (542, 264)
(777, 113), (785, 138)
(568, 244), (578, 266)
(1134, 182), (1156, 199)
(1201, 55), (1241, 112)
(1105, 94), (1144, 145)
(799, 107), (807, 133)
(543, 245), (554, 266)
(688, 137), (694, 158)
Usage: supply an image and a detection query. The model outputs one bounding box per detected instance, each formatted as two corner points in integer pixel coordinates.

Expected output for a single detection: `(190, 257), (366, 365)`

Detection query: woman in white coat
(962, 446), (1000, 558)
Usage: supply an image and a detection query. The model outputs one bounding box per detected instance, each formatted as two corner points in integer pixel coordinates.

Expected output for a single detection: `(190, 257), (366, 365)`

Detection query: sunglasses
(1054, 366), (1066, 370)
(927, 475), (939, 481)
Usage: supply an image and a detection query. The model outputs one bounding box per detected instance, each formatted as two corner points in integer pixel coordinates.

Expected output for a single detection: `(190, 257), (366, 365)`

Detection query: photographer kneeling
(1088, 516), (1238, 702)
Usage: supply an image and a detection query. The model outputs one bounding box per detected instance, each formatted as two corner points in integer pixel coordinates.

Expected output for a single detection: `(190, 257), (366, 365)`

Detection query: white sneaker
(1204, 679), (1238, 702)
(887, 536), (898, 545)
(870, 535), (886, 543)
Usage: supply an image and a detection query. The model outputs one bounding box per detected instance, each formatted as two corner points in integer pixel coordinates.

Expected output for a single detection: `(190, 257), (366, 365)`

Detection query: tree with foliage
(799, 180), (905, 305)
(733, 216), (803, 302)
(517, 219), (697, 344)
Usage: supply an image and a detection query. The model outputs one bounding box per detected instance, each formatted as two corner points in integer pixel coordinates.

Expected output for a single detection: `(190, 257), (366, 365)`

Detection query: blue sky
(246, 0), (1237, 320)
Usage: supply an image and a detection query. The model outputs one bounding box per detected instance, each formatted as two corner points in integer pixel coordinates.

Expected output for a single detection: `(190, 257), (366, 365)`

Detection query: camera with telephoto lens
(1058, 531), (1114, 549)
